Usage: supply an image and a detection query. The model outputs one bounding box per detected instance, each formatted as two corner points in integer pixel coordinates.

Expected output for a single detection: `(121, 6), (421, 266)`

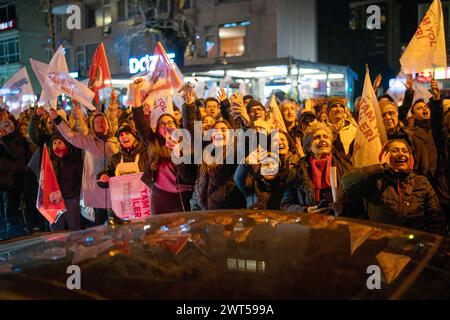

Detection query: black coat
(280, 152), (358, 216)
(50, 136), (83, 200)
(342, 164), (445, 235)
(97, 140), (149, 184)
(429, 98), (450, 208)
(0, 131), (29, 191)
(197, 163), (246, 210)
(411, 120), (438, 182)
(234, 152), (300, 210)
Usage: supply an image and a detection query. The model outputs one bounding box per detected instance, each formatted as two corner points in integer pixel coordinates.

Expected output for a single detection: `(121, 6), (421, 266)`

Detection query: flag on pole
(88, 43), (112, 109)
(150, 42), (183, 92)
(145, 42), (183, 129)
(36, 145), (66, 224)
(33, 46), (96, 110)
(352, 66), (387, 167)
(30, 58), (57, 108)
(1, 67), (36, 117)
(400, 0), (447, 74)
(267, 94), (287, 132)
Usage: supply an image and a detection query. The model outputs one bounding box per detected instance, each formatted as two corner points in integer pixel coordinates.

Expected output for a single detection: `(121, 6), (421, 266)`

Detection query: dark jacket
(342, 164), (445, 234)
(429, 98), (450, 207)
(27, 113), (54, 180)
(49, 133), (83, 199)
(387, 121), (414, 149)
(234, 152), (299, 209)
(97, 140), (149, 184)
(411, 120), (438, 182)
(0, 130), (29, 190)
(197, 163), (246, 210)
(280, 152), (357, 215)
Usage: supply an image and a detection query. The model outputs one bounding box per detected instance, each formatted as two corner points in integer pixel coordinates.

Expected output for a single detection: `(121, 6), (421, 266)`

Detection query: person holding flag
(53, 103), (120, 226)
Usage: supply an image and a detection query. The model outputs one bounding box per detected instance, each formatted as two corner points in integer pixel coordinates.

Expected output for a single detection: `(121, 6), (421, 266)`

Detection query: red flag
(36, 145), (67, 224)
(150, 42), (182, 91)
(88, 43), (112, 107)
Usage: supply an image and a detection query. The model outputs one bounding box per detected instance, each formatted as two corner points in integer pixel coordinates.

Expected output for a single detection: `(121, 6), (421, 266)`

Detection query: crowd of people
(0, 75), (449, 240)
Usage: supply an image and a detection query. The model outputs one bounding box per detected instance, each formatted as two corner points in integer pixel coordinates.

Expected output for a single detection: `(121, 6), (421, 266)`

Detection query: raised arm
(54, 114), (119, 157)
(341, 164), (387, 198)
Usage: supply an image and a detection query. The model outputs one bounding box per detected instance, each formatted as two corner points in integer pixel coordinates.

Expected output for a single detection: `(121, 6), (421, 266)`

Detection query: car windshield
(0, 211), (446, 299)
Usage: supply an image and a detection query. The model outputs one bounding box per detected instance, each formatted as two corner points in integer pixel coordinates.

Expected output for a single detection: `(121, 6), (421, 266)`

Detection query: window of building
(219, 23), (248, 57)
(0, 37), (19, 64)
(85, 0), (112, 29)
(205, 35), (216, 57)
(0, 3), (16, 23)
(117, 0), (138, 21)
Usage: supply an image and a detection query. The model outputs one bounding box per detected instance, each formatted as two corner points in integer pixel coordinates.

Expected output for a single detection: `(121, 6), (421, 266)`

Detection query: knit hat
(116, 124), (138, 139)
(246, 99), (265, 113)
(326, 96), (347, 114)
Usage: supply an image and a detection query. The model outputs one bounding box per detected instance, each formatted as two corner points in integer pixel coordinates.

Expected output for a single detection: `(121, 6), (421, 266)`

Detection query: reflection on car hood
(0, 210), (449, 299)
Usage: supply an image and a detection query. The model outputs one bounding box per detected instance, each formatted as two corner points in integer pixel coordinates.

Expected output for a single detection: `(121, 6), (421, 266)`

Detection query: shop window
(85, 0), (112, 29)
(0, 37), (19, 64)
(205, 35), (216, 57)
(219, 24), (247, 57)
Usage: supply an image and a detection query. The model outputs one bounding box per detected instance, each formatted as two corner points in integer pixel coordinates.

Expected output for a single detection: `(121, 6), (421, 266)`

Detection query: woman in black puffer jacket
(342, 139), (445, 235)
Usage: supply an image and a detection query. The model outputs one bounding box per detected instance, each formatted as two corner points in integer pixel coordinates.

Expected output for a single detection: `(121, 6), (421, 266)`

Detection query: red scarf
(310, 154), (332, 202)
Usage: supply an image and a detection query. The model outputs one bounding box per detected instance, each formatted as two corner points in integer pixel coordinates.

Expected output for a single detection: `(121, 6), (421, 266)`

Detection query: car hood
(0, 210), (448, 299)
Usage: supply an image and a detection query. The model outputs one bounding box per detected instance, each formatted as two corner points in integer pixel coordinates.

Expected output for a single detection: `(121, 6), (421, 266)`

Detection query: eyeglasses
(159, 120), (175, 128)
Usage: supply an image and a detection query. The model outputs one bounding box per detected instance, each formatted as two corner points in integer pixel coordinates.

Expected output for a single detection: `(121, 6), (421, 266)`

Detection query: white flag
(144, 89), (174, 130)
(352, 68), (387, 168)
(1, 67), (36, 117)
(30, 58), (57, 108)
(400, 0), (447, 74)
(32, 46), (96, 110)
(267, 94), (287, 132)
(386, 72), (433, 105)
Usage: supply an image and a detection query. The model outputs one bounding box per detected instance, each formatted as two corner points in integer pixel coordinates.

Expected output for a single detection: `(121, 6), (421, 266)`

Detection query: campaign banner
(109, 173), (152, 220)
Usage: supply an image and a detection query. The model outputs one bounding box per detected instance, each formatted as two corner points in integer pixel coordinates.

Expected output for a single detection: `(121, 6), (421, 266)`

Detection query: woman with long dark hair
(131, 80), (197, 215)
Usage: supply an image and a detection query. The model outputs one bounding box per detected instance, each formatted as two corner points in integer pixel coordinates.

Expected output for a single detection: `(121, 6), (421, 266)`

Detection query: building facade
(11, 0), (355, 104)
(0, 0), (48, 89)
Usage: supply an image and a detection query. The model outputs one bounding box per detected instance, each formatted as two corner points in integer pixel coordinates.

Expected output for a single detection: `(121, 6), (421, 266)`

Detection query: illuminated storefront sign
(129, 53), (175, 74)
(417, 67), (450, 82)
(0, 20), (16, 32)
